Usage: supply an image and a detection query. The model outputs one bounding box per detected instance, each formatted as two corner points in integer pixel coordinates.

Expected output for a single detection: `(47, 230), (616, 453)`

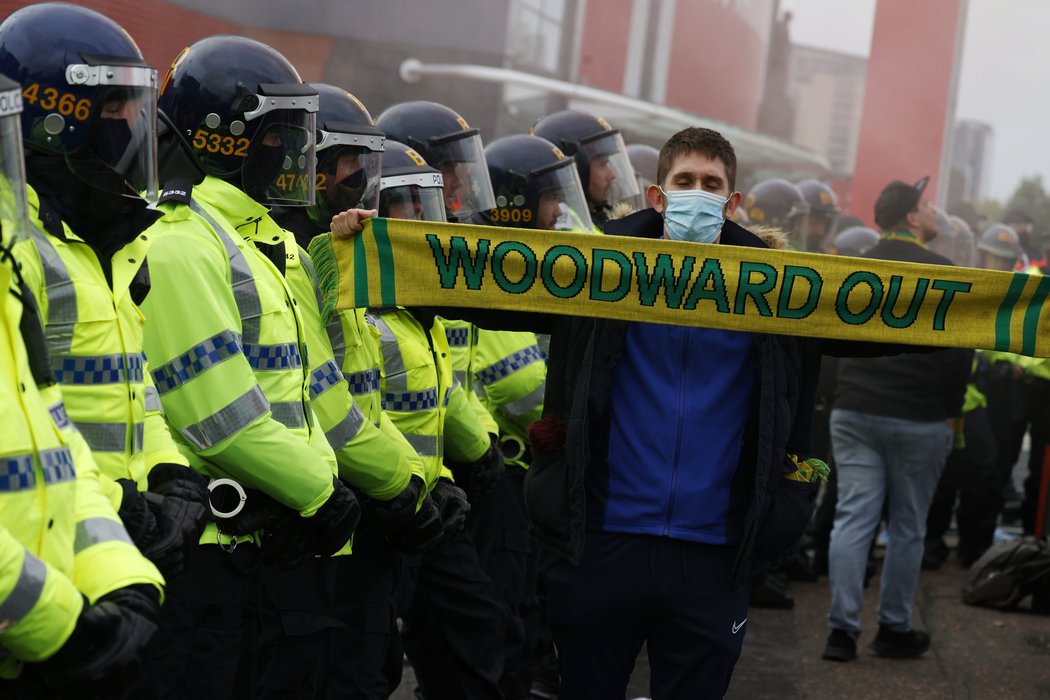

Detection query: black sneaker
(822, 629), (857, 662)
(869, 625), (930, 658)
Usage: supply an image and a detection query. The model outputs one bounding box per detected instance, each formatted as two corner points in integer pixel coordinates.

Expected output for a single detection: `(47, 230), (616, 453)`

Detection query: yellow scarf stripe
(324, 218), (1050, 358)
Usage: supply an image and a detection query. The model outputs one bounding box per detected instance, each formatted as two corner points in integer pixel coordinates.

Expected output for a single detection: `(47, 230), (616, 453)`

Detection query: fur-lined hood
(608, 203), (791, 250)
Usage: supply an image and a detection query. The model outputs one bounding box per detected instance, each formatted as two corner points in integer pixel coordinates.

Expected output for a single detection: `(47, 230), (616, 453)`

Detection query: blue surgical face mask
(660, 187), (728, 244)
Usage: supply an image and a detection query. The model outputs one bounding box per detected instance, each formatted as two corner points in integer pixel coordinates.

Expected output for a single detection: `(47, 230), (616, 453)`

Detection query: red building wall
(0, 0), (335, 82)
(575, 0), (634, 91)
(664, 0), (765, 130)
(849, 0), (963, 227)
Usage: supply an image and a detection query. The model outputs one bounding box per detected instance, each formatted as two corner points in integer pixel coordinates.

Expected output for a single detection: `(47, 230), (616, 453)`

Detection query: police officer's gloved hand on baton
(36, 584), (159, 697)
(446, 434), (505, 501)
(260, 477), (361, 569)
(429, 477), (471, 543)
(116, 465), (209, 579)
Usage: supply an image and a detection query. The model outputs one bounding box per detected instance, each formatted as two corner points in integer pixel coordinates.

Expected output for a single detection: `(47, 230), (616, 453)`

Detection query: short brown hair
(657, 127), (737, 191)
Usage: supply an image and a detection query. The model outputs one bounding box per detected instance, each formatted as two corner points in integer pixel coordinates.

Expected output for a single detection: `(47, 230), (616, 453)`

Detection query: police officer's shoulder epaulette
(158, 178), (193, 206)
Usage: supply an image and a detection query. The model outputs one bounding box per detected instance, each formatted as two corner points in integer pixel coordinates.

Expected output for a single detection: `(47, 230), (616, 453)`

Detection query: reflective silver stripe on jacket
(144, 385), (163, 413)
(74, 517), (133, 553)
(152, 330), (243, 394)
(475, 345), (546, 387)
(244, 342), (303, 371)
(270, 401), (307, 429)
(188, 200), (263, 345)
(499, 384), (545, 418)
(0, 553), (46, 626)
(27, 227), (77, 355)
(325, 403), (366, 451)
(40, 446), (76, 485)
(77, 421), (143, 454)
(345, 368), (381, 396)
(368, 313), (409, 392)
(180, 386), (269, 451)
(403, 433), (440, 457)
(309, 360), (343, 400)
(51, 352), (145, 385)
(0, 455), (35, 492)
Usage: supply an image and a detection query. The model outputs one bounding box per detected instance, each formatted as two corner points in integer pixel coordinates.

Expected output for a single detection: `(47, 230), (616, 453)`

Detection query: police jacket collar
(602, 206), (768, 249)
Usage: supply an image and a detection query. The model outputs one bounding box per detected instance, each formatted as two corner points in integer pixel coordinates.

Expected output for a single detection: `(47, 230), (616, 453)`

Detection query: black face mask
(243, 144), (286, 203)
(26, 153), (156, 258)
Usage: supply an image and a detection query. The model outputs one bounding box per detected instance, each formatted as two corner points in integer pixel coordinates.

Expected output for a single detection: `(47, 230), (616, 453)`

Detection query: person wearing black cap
(822, 177), (973, 663)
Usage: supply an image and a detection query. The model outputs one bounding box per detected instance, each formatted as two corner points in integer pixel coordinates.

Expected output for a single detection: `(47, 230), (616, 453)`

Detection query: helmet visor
(379, 182), (446, 223)
(531, 162), (593, 232)
(310, 145), (382, 227)
(580, 131), (639, 207)
(0, 107), (30, 245)
(65, 78), (159, 202)
(242, 109), (317, 207)
(429, 132), (496, 221)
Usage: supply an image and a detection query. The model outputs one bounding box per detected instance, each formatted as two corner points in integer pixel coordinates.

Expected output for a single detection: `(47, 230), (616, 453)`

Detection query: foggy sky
(781, 0), (1045, 202)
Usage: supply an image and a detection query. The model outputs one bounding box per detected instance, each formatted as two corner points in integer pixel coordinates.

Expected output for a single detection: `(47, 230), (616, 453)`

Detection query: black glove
(210, 483), (289, 537)
(38, 585), (159, 698)
(447, 435), (505, 501)
(430, 477), (470, 542)
(117, 480), (208, 579)
(146, 463), (209, 501)
(261, 478), (361, 568)
(361, 476), (424, 533)
(388, 494), (444, 554)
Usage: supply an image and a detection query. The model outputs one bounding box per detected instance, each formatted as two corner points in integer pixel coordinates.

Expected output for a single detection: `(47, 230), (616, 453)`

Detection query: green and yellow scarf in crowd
(309, 218), (1050, 358)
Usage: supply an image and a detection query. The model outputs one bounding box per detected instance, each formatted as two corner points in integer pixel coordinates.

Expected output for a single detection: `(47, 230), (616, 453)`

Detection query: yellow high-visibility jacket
(15, 187), (187, 501)
(139, 177), (336, 527)
(0, 261), (162, 677)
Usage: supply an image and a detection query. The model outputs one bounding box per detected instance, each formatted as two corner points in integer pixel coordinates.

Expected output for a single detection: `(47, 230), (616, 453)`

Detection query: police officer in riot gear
(744, 178), (810, 248)
(626, 143), (659, 211)
(375, 101), (496, 225)
(826, 226), (880, 257)
(797, 179), (840, 252)
(531, 109), (639, 229)
(484, 134), (594, 232)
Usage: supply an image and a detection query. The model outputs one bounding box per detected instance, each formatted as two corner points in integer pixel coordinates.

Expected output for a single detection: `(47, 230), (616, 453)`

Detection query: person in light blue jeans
(827, 409), (953, 643)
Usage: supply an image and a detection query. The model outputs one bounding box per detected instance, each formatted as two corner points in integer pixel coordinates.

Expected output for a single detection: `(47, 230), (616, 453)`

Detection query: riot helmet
(307, 85), (383, 228)
(626, 143), (659, 210)
(976, 223), (1023, 271)
(379, 141), (446, 223)
(159, 36), (318, 206)
(827, 226), (879, 257)
(484, 134), (592, 232)
(797, 179), (840, 251)
(0, 2), (159, 202)
(744, 179), (809, 246)
(531, 109), (639, 223)
(375, 101), (494, 222)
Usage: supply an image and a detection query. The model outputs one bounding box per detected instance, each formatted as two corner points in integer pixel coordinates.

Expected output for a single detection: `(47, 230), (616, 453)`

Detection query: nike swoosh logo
(732, 619), (747, 634)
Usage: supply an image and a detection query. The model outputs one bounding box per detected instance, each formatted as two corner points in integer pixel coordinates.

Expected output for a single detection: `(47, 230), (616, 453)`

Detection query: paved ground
(723, 559), (1050, 699)
(394, 550), (1050, 699)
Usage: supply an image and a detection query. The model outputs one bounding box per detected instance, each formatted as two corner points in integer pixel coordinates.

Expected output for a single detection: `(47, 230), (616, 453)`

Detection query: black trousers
(321, 526), (401, 700)
(926, 407), (1000, 562)
(547, 531), (750, 700)
(396, 528), (508, 700)
(467, 467), (533, 699)
(141, 543), (336, 699)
